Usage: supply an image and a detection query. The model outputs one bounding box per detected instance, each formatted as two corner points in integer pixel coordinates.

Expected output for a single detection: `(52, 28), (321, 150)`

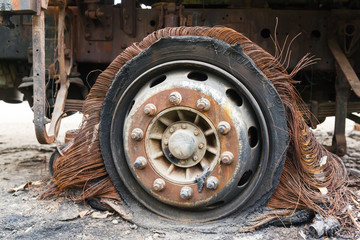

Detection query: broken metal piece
(309, 216), (340, 238)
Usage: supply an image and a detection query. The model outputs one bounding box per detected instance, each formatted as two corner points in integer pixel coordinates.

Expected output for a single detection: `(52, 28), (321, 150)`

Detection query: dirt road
(0, 101), (359, 239)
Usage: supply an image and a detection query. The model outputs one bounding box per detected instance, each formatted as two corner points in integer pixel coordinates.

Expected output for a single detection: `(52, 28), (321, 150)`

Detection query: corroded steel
(124, 87), (239, 208)
(0, 0), (38, 13)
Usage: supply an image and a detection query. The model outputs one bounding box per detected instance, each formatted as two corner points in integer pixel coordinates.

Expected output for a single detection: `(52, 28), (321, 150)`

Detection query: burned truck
(0, 0), (359, 225)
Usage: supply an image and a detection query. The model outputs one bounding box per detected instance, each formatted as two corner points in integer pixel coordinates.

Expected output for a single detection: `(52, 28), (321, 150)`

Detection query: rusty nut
(220, 151), (234, 165)
(180, 186), (193, 200)
(196, 98), (211, 111)
(153, 178), (166, 192)
(131, 128), (144, 141)
(217, 121), (231, 135)
(206, 176), (219, 190)
(134, 156), (147, 169)
(169, 92), (182, 105)
(144, 103), (157, 116)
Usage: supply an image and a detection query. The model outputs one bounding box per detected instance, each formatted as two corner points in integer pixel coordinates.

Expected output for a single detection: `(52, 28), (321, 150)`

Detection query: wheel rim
(111, 60), (270, 218)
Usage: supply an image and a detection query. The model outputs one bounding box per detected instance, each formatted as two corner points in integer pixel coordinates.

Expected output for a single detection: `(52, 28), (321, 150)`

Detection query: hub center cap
(168, 130), (196, 160)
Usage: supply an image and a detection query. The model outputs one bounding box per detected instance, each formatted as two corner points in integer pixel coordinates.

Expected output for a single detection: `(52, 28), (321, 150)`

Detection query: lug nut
(144, 103), (157, 116)
(217, 121), (231, 135)
(163, 139), (168, 145)
(198, 143), (204, 149)
(181, 124), (187, 129)
(193, 130), (199, 136)
(206, 176), (220, 190)
(220, 151), (234, 165)
(153, 178), (166, 192)
(193, 156), (198, 161)
(169, 127), (175, 133)
(180, 186), (193, 200)
(169, 92), (182, 105)
(131, 128), (144, 141)
(134, 156), (147, 169)
(196, 98), (211, 111)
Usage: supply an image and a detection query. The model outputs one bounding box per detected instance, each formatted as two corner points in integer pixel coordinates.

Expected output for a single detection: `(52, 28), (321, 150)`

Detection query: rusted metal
(124, 87), (239, 208)
(121, 0), (136, 37)
(32, 10), (54, 144)
(330, 65), (351, 156)
(48, 2), (68, 138)
(328, 38), (360, 98)
(0, 0), (39, 14)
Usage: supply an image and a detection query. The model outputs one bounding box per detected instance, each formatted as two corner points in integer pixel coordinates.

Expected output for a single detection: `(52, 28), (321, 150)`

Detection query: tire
(99, 36), (288, 222)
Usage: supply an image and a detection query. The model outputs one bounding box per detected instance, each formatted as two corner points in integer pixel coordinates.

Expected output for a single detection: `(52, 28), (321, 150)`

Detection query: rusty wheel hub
(121, 61), (262, 209)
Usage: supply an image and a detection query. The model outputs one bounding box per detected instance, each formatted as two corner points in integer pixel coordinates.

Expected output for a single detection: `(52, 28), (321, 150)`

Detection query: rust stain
(11, 0), (20, 10)
(126, 88), (239, 207)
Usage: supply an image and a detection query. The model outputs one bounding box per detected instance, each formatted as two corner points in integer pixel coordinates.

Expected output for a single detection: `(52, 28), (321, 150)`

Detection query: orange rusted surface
(126, 88), (239, 207)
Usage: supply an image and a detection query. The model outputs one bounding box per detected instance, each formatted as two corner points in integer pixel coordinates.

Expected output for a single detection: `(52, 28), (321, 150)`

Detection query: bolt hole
(345, 24), (355, 36)
(150, 75), (166, 88)
(311, 30), (321, 38)
(206, 201), (225, 209)
(187, 72), (208, 81)
(226, 89), (243, 106)
(150, 20), (156, 26)
(261, 28), (271, 38)
(248, 126), (258, 148)
(238, 170), (252, 187)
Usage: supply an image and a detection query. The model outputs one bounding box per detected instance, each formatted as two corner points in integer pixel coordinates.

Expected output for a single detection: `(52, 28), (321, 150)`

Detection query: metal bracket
(328, 38), (360, 98)
(33, 10), (54, 143)
(327, 38), (358, 156)
(32, 2), (68, 144)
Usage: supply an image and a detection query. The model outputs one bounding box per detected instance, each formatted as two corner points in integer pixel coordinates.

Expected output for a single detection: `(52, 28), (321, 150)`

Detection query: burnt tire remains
(100, 36), (288, 222)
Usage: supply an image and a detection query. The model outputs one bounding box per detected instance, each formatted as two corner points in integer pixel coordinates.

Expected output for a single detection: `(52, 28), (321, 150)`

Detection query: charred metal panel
(0, 0), (39, 14)
(0, 15), (31, 60)
(72, 7), (360, 73)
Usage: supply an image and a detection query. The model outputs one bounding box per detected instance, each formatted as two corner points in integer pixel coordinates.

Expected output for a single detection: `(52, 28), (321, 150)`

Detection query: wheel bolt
(220, 151), (234, 165)
(193, 156), (198, 161)
(169, 127), (175, 133)
(181, 124), (187, 129)
(194, 130), (199, 136)
(153, 178), (166, 192)
(217, 121), (231, 135)
(198, 143), (204, 149)
(144, 103), (157, 116)
(131, 128), (144, 141)
(180, 186), (193, 200)
(134, 156), (147, 169)
(196, 98), (211, 111)
(169, 92), (182, 105)
(206, 176), (219, 190)
(163, 139), (168, 145)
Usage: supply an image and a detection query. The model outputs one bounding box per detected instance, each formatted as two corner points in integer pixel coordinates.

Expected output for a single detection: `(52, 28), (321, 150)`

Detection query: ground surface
(0, 101), (359, 240)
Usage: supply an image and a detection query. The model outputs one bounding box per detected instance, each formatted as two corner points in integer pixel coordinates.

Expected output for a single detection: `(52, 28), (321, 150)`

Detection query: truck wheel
(99, 36), (288, 222)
